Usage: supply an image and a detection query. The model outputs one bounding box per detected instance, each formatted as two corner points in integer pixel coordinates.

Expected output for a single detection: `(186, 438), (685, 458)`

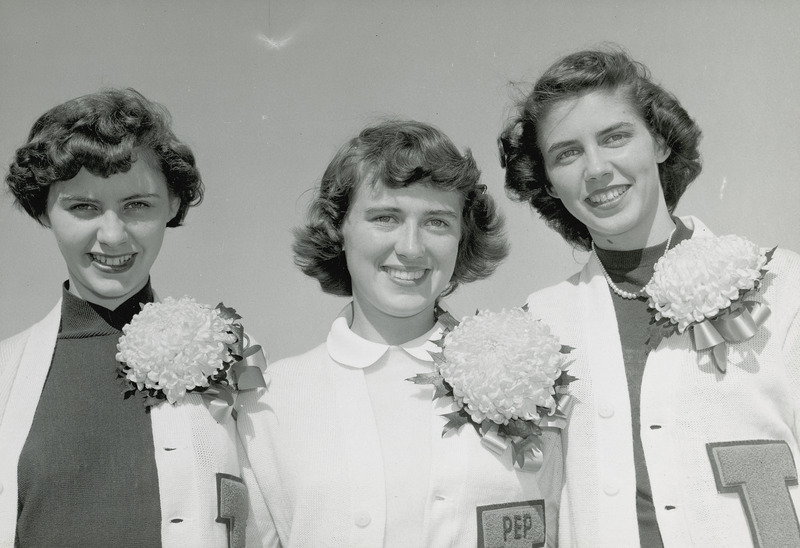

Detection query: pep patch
(476, 499), (545, 548)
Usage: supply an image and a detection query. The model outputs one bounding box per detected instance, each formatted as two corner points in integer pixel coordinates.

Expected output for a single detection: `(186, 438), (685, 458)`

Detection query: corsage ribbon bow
(691, 300), (771, 373)
(480, 394), (575, 472)
(203, 324), (268, 422)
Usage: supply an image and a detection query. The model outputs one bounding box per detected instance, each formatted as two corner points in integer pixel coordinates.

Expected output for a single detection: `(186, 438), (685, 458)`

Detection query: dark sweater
(16, 283), (162, 548)
(594, 219), (693, 548)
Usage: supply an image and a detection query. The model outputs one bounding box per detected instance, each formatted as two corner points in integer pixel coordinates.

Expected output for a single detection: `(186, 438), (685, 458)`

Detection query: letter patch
(707, 440), (800, 547)
(216, 473), (249, 548)
(476, 499), (545, 548)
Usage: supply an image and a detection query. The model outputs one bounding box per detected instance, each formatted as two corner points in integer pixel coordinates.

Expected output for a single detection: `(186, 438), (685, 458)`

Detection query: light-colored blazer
(0, 301), (271, 548)
(238, 310), (563, 547)
(527, 216), (800, 547)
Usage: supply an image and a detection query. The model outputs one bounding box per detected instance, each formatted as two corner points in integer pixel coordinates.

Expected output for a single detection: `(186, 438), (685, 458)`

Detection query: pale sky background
(1, 1), (799, 362)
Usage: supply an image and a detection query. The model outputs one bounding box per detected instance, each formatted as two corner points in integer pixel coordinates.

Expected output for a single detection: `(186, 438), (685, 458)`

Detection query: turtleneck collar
(59, 280), (155, 338)
(326, 303), (443, 369)
(594, 218), (693, 284)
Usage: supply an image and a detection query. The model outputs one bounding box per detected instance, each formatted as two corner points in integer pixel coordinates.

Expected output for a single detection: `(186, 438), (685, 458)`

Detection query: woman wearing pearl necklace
(500, 48), (800, 547)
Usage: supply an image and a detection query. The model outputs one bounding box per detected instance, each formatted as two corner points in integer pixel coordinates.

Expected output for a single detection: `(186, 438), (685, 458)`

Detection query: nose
(584, 147), (613, 185)
(97, 210), (129, 246)
(395, 223), (424, 259)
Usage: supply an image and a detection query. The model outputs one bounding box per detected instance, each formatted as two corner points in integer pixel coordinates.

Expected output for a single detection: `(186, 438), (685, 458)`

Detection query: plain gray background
(2, 0), (799, 362)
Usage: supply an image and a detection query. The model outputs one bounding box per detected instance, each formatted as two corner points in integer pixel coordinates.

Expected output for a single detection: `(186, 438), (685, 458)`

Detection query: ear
(168, 195), (181, 222)
(654, 135), (671, 164)
(545, 185), (560, 199)
(39, 212), (51, 228)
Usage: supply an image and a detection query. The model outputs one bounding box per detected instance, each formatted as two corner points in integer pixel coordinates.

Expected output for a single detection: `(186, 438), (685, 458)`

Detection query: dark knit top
(593, 218), (693, 548)
(16, 282), (162, 548)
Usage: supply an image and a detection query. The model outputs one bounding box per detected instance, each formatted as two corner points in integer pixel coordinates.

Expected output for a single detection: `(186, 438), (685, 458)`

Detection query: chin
(89, 281), (140, 300)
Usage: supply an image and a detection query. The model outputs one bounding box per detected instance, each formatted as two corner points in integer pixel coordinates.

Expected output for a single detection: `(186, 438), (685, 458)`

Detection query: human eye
(604, 132), (632, 147)
(426, 218), (450, 229)
(554, 148), (580, 164)
(371, 214), (397, 225)
(68, 202), (98, 214)
(124, 200), (151, 210)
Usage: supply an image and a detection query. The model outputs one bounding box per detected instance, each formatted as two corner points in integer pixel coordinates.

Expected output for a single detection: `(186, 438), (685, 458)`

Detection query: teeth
(92, 254), (133, 266)
(588, 186), (627, 205)
(386, 268), (426, 281)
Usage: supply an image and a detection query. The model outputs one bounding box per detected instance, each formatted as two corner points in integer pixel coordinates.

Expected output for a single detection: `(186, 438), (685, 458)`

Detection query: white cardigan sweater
(527, 217), (800, 547)
(238, 307), (563, 547)
(0, 301), (271, 548)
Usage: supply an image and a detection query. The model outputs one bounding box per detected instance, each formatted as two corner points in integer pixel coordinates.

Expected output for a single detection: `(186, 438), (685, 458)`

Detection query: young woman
(0, 88), (266, 547)
(500, 48), (800, 547)
(238, 120), (563, 546)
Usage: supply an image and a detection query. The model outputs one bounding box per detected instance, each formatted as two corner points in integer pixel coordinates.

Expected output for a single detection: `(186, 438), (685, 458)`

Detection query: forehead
(49, 157), (169, 200)
(349, 178), (464, 214)
(538, 89), (645, 146)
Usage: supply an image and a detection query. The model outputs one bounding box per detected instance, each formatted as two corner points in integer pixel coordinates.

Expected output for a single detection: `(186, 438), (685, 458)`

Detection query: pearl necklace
(592, 229), (675, 300)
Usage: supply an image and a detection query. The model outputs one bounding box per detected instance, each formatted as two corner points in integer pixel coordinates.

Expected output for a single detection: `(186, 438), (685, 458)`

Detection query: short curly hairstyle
(500, 47), (702, 250)
(6, 87), (203, 227)
(294, 120), (508, 297)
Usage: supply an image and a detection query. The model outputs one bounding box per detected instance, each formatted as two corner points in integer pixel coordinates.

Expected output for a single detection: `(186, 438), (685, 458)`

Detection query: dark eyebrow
(57, 195), (100, 204)
(122, 193), (162, 201)
(598, 121), (636, 136)
(364, 206), (459, 218)
(546, 121), (636, 154)
(57, 192), (162, 203)
(425, 209), (459, 219)
(364, 206), (401, 215)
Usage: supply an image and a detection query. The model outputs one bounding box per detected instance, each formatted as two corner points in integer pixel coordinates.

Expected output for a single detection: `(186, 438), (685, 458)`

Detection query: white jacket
(238, 307), (563, 547)
(527, 216), (800, 547)
(0, 301), (271, 548)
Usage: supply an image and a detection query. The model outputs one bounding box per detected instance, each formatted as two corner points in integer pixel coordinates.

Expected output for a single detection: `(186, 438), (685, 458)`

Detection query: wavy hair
(6, 87), (203, 227)
(500, 47), (702, 250)
(294, 120), (508, 297)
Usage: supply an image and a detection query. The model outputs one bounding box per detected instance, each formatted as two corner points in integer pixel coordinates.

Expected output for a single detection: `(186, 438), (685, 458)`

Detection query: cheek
(545, 168), (578, 200)
(50, 221), (84, 249)
(131, 221), (169, 246)
(437, 238), (461, 274)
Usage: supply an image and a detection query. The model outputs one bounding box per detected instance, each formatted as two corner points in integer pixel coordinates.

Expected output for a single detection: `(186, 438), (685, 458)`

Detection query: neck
(67, 278), (148, 312)
(349, 300), (436, 346)
(592, 208), (676, 251)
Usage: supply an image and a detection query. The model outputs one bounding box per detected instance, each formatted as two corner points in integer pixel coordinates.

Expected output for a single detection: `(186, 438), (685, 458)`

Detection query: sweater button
(603, 483), (619, 496)
(354, 511), (371, 527)
(597, 403), (615, 419)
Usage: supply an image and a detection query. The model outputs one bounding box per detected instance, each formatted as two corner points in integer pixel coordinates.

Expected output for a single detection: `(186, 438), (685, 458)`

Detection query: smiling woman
(341, 181), (462, 344)
(500, 47), (800, 547)
(43, 154), (179, 309)
(539, 89), (672, 251)
(236, 120), (563, 547)
(0, 88), (268, 547)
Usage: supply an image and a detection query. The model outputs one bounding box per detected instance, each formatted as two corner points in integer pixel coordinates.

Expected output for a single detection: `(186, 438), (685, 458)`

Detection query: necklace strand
(592, 229), (675, 300)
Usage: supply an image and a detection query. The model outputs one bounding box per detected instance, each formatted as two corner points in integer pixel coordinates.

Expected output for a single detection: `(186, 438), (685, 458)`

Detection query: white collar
(326, 303), (444, 369)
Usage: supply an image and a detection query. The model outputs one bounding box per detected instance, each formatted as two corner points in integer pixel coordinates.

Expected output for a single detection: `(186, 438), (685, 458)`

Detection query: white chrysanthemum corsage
(644, 235), (774, 372)
(409, 306), (575, 470)
(117, 297), (267, 416)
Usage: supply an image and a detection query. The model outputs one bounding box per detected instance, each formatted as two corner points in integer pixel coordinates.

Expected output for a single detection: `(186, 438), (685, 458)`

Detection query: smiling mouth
(586, 186), (629, 206)
(91, 253), (135, 270)
(384, 267), (427, 281)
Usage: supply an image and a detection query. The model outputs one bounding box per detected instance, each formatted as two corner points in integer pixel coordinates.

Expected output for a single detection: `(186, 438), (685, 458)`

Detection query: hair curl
(500, 47), (702, 250)
(294, 120), (508, 297)
(6, 87), (203, 227)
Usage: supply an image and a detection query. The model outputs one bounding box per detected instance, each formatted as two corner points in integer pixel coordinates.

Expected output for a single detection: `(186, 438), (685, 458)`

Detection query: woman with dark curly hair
(501, 48), (800, 546)
(239, 120), (562, 546)
(0, 88), (266, 547)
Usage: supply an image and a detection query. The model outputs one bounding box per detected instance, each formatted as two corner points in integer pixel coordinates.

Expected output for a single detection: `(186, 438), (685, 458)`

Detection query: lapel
(0, 301), (61, 540)
(578, 256), (637, 444)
